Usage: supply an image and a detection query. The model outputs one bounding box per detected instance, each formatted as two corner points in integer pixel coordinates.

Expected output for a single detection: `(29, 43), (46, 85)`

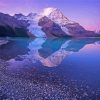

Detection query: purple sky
(0, 0), (100, 31)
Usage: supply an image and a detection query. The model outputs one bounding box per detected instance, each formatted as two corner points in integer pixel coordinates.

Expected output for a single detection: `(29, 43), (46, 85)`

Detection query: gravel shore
(0, 59), (100, 100)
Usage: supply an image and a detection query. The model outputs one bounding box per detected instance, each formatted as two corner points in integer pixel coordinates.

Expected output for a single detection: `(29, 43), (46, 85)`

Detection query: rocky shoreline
(0, 59), (100, 100)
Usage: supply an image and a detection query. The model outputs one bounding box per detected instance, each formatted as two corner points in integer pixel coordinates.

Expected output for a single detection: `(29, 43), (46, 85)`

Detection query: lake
(0, 37), (100, 100)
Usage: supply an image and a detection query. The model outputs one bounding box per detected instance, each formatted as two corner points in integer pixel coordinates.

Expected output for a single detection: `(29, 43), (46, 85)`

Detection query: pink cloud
(86, 25), (100, 31)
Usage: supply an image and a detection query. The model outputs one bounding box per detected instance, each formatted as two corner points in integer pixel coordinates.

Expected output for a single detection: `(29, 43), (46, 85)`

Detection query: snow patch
(0, 40), (8, 46)
(61, 26), (71, 35)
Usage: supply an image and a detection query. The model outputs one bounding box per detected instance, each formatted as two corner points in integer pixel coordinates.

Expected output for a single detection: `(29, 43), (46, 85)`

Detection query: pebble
(0, 59), (100, 100)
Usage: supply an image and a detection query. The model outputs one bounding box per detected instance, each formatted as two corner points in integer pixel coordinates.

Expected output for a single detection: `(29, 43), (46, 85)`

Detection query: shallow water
(0, 37), (100, 100)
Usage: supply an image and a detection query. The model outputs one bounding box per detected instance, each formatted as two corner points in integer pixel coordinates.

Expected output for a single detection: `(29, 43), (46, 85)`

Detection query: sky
(0, 0), (100, 31)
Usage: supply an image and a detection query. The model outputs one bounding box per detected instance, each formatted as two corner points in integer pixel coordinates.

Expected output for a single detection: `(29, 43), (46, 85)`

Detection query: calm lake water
(0, 37), (100, 100)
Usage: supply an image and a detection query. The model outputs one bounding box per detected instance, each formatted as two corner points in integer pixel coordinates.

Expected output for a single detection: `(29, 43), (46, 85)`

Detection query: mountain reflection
(28, 38), (100, 67)
(1, 37), (100, 100)
(0, 37), (100, 67)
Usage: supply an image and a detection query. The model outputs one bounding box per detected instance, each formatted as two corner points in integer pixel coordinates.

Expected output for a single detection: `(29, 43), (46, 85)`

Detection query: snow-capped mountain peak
(27, 13), (37, 19)
(41, 7), (74, 25)
(42, 7), (57, 16)
(12, 7), (98, 38)
(95, 29), (100, 34)
(14, 13), (25, 20)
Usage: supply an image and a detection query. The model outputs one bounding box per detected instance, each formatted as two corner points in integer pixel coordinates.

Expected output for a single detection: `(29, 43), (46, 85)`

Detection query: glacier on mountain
(14, 7), (99, 38)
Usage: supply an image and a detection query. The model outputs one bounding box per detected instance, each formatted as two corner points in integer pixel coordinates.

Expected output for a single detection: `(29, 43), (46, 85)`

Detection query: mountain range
(0, 7), (99, 38)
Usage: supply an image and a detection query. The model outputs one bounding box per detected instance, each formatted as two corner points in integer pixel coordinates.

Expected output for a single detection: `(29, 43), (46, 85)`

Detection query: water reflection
(0, 37), (100, 99)
(0, 38), (30, 60)
(28, 38), (100, 67)
(0, 37), (100, 67)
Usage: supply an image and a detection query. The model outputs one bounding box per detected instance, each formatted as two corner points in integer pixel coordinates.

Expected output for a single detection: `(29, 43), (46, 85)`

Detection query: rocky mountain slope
(0, 13), (29, 37)
(0, 7), (99, 37)
(39, 8), (99, 37)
